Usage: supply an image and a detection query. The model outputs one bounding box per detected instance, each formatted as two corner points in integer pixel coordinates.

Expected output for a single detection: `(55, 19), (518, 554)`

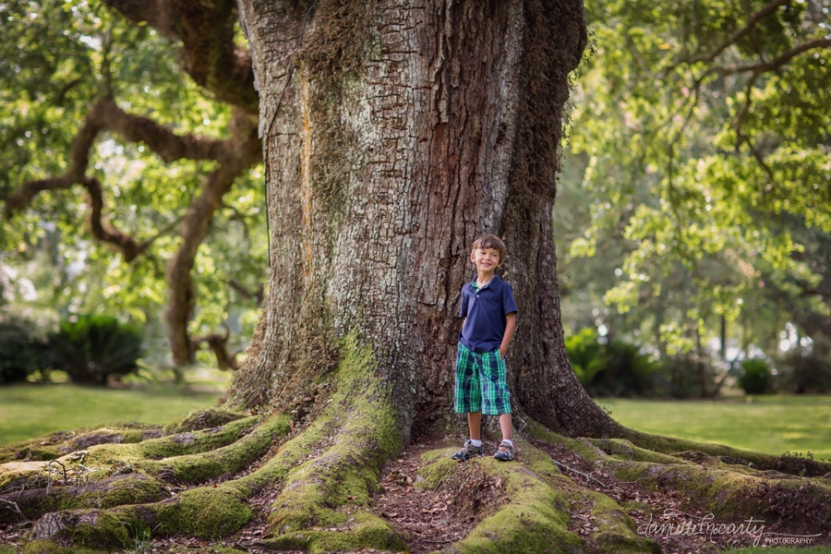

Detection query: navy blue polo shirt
(459, 274), (518, 353)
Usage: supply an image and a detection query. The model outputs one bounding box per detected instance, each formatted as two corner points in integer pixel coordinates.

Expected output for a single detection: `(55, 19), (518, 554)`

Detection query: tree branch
(689, 0), (789, 65)
(95, 99), (230, 163)
(164, 108), (262, 366)
(102, 0), (258, 112)
(229, 279), (264, 303)
(192, 325), (240, 371)
(710, 37), (831, 77)
(4, 98), (236, 220)
(85, 176), (147, 262)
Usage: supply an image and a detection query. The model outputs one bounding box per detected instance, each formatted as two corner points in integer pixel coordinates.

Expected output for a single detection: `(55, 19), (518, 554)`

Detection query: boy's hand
(499, 312), (516, 362)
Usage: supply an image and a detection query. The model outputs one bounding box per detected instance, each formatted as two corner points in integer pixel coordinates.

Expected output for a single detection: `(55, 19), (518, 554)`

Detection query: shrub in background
(0, 316), (47, 384)
(778, 344), (831, 394)
(590, 338), (659, 397)
(565, 328), (607, 387)
(46, 315), (143, 385)
(651, 353), (723, 399)
(566, 328), (659, 397)
(738, 358), (772, 394)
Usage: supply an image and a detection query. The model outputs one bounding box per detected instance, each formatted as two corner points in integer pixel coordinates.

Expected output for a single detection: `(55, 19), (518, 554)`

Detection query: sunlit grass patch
(0, 367), (230, 445)
(596, 395), (831, 460)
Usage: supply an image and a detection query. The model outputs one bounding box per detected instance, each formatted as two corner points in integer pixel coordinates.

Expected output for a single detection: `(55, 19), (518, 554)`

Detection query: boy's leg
(468, 412), (482, 441)
(498, 413), (512, 442)
(452, 345), (486, 461)
(479, 349), (511, 417)
(479, 350), (516, 461)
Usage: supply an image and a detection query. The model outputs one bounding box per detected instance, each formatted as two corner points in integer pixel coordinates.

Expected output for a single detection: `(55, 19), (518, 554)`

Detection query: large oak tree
(2, 0), (830, 552)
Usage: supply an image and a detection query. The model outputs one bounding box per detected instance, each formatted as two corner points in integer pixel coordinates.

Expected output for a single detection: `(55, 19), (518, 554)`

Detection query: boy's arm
(499, 312), (516, 360)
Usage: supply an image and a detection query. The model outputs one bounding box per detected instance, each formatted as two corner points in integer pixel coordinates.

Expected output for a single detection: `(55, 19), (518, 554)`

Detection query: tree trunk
(228, 0), (620, 441)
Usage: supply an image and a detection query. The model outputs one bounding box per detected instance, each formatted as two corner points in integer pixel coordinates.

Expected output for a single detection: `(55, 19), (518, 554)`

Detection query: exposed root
(620, 428), (831, 478)
(531, 423), (831, 539)
(0, 408), (248, 465)
(0, 423), (161, 464)
(413, 439), (660, 554)
(247, 338), (407, 553)
(2, 337), (411, 553)
(135, 414), (291, 484)
(0, 414), (261, 495)
(4, 366), (830, 553)
(1, 474), (168, 524)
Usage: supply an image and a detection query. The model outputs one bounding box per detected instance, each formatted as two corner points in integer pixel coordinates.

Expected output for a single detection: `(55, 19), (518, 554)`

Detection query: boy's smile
(471, 247), (503, 276)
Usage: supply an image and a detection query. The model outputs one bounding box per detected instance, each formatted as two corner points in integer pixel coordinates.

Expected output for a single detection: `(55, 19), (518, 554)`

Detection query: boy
(452, 234), (518, 462)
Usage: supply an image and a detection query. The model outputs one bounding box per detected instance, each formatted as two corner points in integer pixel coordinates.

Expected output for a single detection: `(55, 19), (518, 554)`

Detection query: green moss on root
(0, 423), (162, 464)
(590, 438), (686, 465)
(1, 474), (168, 524)
(22, 541), (101, 554)
(162, 408), (248, 435)
(260, 510), (406, 554)
(418, 439), (662, 554)
(417, 440), (578, 554)
(84, 415), (258, 466)
(263, 334), (406, 551)
(113, 485), (253, 539)
(24, 509), (130, 552)
(135, 414), (291, 483)
(585, 493), (662, 554)
(622, 429), (831, 477)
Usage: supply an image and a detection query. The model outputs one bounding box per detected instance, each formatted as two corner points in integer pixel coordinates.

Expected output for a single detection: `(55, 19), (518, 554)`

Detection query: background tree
(0, 0), (266, 373)
(1, 0), (831, 552)
(555, 0), (831, 386)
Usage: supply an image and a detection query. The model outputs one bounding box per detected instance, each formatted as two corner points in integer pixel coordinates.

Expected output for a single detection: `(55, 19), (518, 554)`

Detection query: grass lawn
(0, 367), (230, 445)
(596, 395), (831, 460)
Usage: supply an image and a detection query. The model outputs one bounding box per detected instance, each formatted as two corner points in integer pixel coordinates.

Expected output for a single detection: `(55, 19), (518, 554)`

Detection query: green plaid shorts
(454, 343), (512, 415)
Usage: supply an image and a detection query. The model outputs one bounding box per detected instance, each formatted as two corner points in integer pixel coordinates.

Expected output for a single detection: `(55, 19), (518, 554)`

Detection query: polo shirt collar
(470, 274), (502, 290)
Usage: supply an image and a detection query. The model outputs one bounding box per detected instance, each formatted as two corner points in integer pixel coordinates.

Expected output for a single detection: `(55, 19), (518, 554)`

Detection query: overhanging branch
(3, 99), (242, 262)
(689, 0), (789, 65)
(708, 37), (831, 77)
(192, 325), (240, 371)
(102, 0), (259, 112)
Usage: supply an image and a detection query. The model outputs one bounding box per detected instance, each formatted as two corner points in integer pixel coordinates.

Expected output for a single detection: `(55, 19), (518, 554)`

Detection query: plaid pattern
(454, 343), (511, 415)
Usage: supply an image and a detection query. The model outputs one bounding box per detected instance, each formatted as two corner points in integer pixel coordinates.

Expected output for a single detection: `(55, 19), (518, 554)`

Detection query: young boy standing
(452, 234), (518, 462)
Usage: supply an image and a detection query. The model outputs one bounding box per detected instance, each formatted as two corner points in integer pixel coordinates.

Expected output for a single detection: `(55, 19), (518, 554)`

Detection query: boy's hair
(471, 234), (507, 263)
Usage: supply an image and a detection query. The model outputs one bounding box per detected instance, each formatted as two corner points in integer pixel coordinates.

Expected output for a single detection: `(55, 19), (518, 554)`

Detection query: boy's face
(470, 247), (503, 274)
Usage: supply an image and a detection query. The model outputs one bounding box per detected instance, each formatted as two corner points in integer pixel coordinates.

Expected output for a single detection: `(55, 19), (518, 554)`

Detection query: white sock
(502, 439), (514, 447)
(470, 439), (482, 447)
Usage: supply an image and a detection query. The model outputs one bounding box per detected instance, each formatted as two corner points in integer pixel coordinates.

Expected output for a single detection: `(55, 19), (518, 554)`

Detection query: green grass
(0, 367), (230, 445)
(596, 395), (831, 460)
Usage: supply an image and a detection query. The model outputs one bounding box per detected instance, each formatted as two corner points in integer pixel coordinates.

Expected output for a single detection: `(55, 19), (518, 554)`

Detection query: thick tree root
(415, 438), (661, 554)
(0, 413), (261, 494)
(620, 428), (831, 478)
(0, 408), (248, 465)
(3, 339), (409, 553)
(247, 340), (408, 553)
(0, 474), (168, 524)
(531, 424), (831, 536)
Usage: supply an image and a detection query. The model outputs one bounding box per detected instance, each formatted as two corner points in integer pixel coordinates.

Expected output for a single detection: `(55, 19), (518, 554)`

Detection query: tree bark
(228, 0), (619, 440)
